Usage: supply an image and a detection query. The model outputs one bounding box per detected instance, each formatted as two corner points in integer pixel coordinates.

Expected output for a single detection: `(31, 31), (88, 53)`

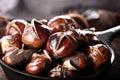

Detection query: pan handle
(94, 25), (120, 44)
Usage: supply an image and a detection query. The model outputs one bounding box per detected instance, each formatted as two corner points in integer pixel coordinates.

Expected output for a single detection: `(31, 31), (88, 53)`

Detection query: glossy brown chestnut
(65, 29), (89, 53)
(68, 13), (89, 29)
(63, 51), (89, 70)
(2, 49), (35, 66)
(22, 19), (51, 49)
(25, 50), (52, 75)
(46, 32), (77, 58)
(5, 19), (28, 36)
(0, 35), (22, 55)
(47, 15), (79, 33)
(82, 30), (100, 45)
(86, 44), (110, 70)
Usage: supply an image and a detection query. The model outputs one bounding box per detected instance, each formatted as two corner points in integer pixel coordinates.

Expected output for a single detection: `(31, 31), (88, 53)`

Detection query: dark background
(0, 0), (120, 20)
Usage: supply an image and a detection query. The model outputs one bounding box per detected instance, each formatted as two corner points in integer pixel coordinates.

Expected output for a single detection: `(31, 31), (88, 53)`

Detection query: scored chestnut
(5, 19), (28, 36)
(25, 50), (52, 75)
(22, 19), (51, 49)
(46, 31), (77, 58)
(86, 44), (110, 70)
(2, 48), (35, 66)
(0, 35), (22, 55)
(65, 29), (89, 53)
(48, 64), (62, 78)
(47, 15), (80, 33)
(63, 51), (89, 70)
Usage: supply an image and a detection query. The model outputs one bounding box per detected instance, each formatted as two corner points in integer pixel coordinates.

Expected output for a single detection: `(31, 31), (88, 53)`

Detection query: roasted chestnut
(65, 29), (89, 53)
(86, 44), (110, 70)
(48, 64), (62, 78)
(5, 19), (28, 36)
(48, 64), (80, 78)
(39, 19), (48, 25)
(67, 13), (89, 29)
(0, 35), (22, 55)
(63, 51), (89, 70)
(22, 19), (51, 49)
(47, 15), (79, 33)
(25, 50), (52, 75)
(46, 32), (77, 58)
(81, 30), (100, 45)
(2, 49), (35, 66)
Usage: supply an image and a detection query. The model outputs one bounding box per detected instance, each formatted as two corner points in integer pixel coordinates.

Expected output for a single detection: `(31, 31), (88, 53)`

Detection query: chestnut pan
(0, 25), (120, 80)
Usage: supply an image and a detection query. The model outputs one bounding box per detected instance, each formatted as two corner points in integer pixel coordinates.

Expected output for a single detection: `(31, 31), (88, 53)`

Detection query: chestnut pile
(0, 13), (110, 78)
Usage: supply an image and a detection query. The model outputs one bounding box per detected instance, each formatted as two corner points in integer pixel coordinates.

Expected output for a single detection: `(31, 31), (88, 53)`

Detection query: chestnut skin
(0, 35), (22, 55)
(5, 19), (28, 36)
(81, 30), (100, 45)
(67, 13), (89, 29)
(2, 48), (35, 66)
(65, 29), (89, 53)
(63, 51), (89, 70)
(48, 64), (62, 78)
(48, 64), (80, 78)
(47, 15), (79, 33)
(86, 44), (110, 70)
(22, 19), (50, 49)
(26, 50), (52, 75)
(46, 32), (77, 58)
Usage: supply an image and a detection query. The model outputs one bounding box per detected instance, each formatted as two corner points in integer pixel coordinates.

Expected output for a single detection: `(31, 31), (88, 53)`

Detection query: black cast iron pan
(0, 25), (120, 80)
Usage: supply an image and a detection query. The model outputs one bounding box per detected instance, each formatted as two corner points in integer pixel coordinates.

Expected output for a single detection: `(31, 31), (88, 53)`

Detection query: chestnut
(86, 44), (110, 70)
(5, 19), (28, 36)
(63, 51), (89, 70)
(48, 64), (62, 78)
(67, 13), (89, 29)
(82, 30), (100, 45)
(39, 19), (48, 25)
(46, 32), (77, 58)
(62, 69), (80, 78)
(22, 19), (51, 49)
(47, 15), (79, 33)
(65, 29), (89, 53)
(0, 35), (22, 55)
(25, 50), (52, 75)
(2, 49), (35, 66)
(62, 59), (77, 71)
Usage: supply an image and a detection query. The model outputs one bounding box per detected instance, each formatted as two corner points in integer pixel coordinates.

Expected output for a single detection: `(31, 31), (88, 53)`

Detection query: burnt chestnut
(47, 15), (79, 33)
(2, 49), (35, 66)
(86, 44), (110, 70)
(5, 19), (28, 36)
(0, 35), (22, 55)
(68, 13), (89, 29)
(22, 19), (51, 49)
(25, 50), (52, 75)
(63, 51), (89, 70)
(46, 32), (77, 58)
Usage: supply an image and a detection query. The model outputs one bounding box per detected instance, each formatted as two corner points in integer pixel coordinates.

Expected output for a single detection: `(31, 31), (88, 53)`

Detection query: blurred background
(0, 0), (120, 20)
